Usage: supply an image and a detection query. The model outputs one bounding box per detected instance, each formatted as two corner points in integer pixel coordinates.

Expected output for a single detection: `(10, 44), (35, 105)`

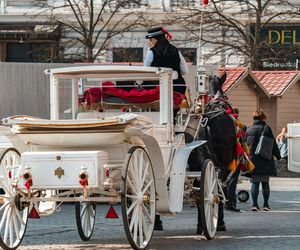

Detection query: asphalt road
(18, 178), (300, 250)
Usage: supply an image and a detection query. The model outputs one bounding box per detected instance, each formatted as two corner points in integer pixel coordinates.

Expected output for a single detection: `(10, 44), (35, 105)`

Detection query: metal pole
(197, 7), (205, 73)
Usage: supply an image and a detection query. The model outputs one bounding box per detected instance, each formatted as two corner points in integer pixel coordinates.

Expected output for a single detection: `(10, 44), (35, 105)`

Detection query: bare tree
(33, 0), (147, 62)
(167, 0), (300, 69)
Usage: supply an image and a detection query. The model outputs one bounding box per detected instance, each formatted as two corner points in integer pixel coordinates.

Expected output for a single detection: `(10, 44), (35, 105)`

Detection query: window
(179, 48), (197, 65)
(170, 0), (197, 8)
(6, 0), (47, 7)
(6, 43), (53, 62)
(123, 0), (148, 9)
(112, 48), (143, 63)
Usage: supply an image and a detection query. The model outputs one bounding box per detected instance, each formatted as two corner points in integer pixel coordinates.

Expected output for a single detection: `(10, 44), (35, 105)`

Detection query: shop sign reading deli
(267, 28), (300, 46)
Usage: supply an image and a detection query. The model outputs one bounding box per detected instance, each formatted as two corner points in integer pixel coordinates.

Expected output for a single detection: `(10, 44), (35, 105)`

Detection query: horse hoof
(196, 227), (203, 235)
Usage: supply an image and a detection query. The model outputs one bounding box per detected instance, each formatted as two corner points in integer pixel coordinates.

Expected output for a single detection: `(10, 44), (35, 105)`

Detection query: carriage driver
(144, 27), (188, 230)
(144, 27), (188, 114)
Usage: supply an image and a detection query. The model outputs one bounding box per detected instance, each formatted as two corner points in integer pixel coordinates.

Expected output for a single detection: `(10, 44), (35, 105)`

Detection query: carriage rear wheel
(75, 196), (96, 241)
(200, 159), (219, 240)
(121, 146), (156, 250)
(0, 148), (29, 250)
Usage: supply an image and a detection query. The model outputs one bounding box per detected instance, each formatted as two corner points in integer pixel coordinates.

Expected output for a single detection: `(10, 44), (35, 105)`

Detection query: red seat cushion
(82, 81), (185, 107)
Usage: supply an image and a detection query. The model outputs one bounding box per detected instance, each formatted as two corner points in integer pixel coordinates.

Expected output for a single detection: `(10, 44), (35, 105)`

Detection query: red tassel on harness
(232, 113), (238, 119)
(225, 109), (232, 114)
(236, 142), (244, 156)
(162, 27), (173, 40)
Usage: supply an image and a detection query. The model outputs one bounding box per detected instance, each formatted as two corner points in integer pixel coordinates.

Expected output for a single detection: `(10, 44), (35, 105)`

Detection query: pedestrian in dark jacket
(246, 110), (281, 211)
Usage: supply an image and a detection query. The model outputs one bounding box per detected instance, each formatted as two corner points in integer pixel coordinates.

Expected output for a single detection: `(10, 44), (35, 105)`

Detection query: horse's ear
(219, 72), (227, 85)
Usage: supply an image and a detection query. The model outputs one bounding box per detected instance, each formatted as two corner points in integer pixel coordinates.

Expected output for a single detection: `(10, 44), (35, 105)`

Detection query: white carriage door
(288, 123), (300, 173)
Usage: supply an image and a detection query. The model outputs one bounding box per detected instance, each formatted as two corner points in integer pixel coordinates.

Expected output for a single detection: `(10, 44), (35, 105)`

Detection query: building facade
(0, 0), (299, 68)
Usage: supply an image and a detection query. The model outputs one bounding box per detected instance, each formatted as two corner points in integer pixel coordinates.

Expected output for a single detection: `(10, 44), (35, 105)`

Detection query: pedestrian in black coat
(246, 110), (281, 211)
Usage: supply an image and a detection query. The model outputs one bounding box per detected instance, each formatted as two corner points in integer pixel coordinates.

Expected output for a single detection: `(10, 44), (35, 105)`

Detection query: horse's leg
(217, 202), (226, 231)
(154, 214), (163, 230)
(196, 202), (203, 234)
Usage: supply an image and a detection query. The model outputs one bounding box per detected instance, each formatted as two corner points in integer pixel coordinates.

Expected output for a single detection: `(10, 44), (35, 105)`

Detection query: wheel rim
(0, 148), (28, 250)
(122, 147), (156, 250)
(238, 190), (249, 202)
(200, 160), (218, 239)
(75, 200), (96, 241)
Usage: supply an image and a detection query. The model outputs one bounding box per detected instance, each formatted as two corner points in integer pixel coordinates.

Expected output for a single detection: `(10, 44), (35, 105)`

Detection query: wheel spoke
(141, 204), (152, 223)
(132, 155), (140, 190)
(129, 205), (139, 232)
(142, 212), (149, 241)
(9, 213), (13, 248)
(139, 207), (143, 246)
(15, 207), (25, 226)
(12, 208), (20, 241)
(127, 199), (138, 216)
(0, 205), (9, 232)
(141, 162), (150, 187)
(0, 201), (10, 212)
(4, 207), (11, 245)
(128, 167), (139, 193)
(82, 210), (87, 235)
(138, 152), (143, 189)
(126, 194), (138, 200)
(141, 179), (153, 195)
(80, 203), (87, 218)
(133, 206), (139, 244)
(126, 176), (138, 195)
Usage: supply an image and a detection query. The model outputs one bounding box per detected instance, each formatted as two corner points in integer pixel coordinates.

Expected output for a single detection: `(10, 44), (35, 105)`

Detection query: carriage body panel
(21, 151), (108, 189)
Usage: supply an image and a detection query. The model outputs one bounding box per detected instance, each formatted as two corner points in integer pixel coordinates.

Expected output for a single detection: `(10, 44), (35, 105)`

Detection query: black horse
(187, 73), (237, 235)
(188, 73), (236, 171)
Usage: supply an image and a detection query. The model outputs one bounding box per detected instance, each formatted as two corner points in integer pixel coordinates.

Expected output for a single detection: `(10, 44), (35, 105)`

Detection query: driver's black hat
(145, 27), (165, 39)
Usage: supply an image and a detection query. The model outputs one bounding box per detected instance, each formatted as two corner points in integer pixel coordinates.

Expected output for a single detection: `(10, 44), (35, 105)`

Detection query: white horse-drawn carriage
(0, 65), (223, 250)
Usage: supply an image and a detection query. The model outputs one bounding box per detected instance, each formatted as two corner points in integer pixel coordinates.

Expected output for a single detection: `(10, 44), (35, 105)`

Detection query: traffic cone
(28, 206), (40, 219)
(105, 205), (119, 219)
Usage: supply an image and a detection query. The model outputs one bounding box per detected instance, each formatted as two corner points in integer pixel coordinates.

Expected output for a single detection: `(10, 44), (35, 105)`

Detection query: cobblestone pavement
(18, 178), (300, 250)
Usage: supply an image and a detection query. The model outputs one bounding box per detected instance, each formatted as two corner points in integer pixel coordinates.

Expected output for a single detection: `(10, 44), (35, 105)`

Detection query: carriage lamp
(79, 167), (89, 197)
(79, 170), (88, 186)
(23, 172), (32, 181)
(105, 165), (110, 177)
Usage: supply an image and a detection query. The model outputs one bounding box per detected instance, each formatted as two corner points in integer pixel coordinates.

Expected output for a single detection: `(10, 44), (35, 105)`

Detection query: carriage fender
(169, 140), (207, 213)
(125, 128), (170, 213)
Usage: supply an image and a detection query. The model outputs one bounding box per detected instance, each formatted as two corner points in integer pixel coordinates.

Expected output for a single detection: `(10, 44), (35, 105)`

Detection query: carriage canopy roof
(45, 65), (177, 81)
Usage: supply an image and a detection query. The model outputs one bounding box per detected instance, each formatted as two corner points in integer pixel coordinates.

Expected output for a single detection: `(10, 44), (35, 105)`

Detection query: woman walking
(246, 110), (281, 211)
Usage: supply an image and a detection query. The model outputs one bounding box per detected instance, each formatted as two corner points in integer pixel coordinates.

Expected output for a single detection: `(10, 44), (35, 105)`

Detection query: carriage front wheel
(0, 148), (29, 250)
(200, 159), (219, 240)
(75, 195), (96, 241)
(121, 146), (156, 250)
